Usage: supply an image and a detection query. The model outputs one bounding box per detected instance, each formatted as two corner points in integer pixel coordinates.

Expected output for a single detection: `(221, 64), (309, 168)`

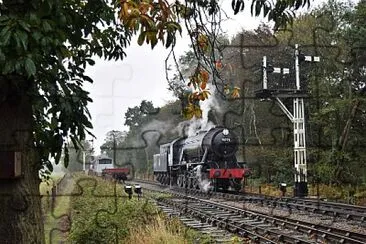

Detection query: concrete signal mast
(256, 44), (320, 197)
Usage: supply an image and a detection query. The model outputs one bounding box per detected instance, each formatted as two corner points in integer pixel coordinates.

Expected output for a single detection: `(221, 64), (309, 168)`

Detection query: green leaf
(18, 30), (28, 50)
(255, 1), (262, 16)
(14, 30), (28, 51)
(0, 50), (5, 61)
(18, 20), (31, 32)
(25, 58), (36, 76)
(45, 161), (53, 172)
(137, 31), (146, 46)
(166, 22), (182, 34)
(2, 61), (14, 74)
(150, 36), (158, 49)
(0, 26), (12, 45)
(29, 13), (40, 25)
(0, 15), (10, 24)
(55, 152), (61, 164)
(85, 58), (95, 65)
(165, 33), (173, 48)
(42, 20), (52, 32)
(15, 60), (23, 73)
(31, 31), (42, 42)
(263, 4), (270, 16)
(63, 145), (69, 168)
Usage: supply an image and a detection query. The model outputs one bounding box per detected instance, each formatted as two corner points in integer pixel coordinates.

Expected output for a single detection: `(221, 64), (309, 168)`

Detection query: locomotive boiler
(153, 126), (250, 192)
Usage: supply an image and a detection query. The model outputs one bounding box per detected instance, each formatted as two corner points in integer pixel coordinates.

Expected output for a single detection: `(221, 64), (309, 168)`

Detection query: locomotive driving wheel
(192, 178), (199, 190)
(177, 175), (183, 187)
(182, 175), (187, 188)
(231, 178), (243, 192)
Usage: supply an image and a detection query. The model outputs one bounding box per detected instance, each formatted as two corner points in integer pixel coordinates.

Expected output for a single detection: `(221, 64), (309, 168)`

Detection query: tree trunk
(0, 77), (45, 243)
(338, 99), (360, 151)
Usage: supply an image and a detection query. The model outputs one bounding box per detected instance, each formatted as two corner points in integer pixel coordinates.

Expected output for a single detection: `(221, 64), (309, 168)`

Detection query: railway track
(130, 180), (366, 243)
(133, 178), (366, 225)
(158, 204), (241, 243)
(212, 191), (366, 224)
(156, 192), (366, 243)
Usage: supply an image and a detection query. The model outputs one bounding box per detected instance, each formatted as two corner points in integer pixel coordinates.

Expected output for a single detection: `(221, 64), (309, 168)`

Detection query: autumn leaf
(200, 69), (209, 82)
(197, 34), (209, 51)
(215, 60), (222, 69)
(202, 90), (210, 99)
(231, 87), (240, 98)
(223, 84), (229, 94)
(182, 103), (195, 119)
(193, 106), (202, 118)
(200, 81), (207, 89)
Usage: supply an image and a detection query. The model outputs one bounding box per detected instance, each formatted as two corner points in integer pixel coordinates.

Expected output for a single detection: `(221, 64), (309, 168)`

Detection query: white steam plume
(184, 84), (220, 137)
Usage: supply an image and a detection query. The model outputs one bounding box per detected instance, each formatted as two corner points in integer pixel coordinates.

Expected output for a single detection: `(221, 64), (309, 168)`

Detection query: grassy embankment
(245, 182), (366, 204)
(40, 172), (72, 243)
(68, 173), (217, 243)
(40, 173), (222, 243)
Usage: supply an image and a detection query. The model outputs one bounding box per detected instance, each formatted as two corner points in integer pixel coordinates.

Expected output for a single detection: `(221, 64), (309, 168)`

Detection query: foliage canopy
(119, 0), (312, 119)
(0, 0), (132, 176)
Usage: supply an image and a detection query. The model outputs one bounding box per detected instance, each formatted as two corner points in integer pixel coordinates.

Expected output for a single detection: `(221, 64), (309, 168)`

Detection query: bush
(68, 176), (158, 243)
(68, 175), (214, 243)
(124, 216), (213, 244)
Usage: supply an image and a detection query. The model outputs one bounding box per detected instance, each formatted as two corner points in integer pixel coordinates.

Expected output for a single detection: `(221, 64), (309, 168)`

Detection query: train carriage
(89, 155), (114, 176)
(89, 155), (131, 181)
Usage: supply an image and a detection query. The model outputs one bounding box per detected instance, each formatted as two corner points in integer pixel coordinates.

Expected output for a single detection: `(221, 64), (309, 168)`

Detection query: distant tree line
(101, 0), (366, 189)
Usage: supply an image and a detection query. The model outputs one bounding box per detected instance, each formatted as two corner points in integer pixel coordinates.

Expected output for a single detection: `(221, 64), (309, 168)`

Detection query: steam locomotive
(153, 126), (250, 192)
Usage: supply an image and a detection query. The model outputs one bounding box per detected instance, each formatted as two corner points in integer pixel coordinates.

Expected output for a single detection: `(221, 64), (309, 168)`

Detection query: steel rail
(132, 180), (366, 244)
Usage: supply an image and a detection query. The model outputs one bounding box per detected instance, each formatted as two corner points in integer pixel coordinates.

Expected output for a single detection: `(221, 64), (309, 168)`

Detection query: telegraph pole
(112, 130), (117, 166)
(83, 139), (94, 173)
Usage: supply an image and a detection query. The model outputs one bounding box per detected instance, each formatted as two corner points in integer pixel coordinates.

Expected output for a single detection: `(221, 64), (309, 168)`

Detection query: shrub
(68, 175), (214, 243)
(68, 175), (158, 243)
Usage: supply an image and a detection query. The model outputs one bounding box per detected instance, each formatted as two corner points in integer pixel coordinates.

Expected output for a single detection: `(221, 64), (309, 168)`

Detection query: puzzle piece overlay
(38, 9), (366, 243)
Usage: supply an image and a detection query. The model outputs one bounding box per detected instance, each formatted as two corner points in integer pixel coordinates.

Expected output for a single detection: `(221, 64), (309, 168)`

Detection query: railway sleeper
(179, 217), (196, 222)
(203, 230), (227, 236)
(216, 213), (238, 218)
(187, 223), (213, 229)
(241, 220), (266, 227)
(154, 185), (366, 244)
(229, 217), (248, 222)
(255, 224), (273, 229)
(181, 220), (200, 225)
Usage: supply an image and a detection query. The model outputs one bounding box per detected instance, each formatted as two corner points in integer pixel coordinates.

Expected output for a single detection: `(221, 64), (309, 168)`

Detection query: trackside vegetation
(67, 174), (215, 243)
(39, 173), (69, 243)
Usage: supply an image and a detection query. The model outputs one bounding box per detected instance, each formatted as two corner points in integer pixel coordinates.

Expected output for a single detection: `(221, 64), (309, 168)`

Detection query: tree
(124, 100), (158, 129)
(119, 0), (312, 119)
(273, 0), (366, 186)
(0, 0), (312, 242)
(100, 130), (127, 166)
(65, 140), (94, 172)
(0, 0), (131, 242)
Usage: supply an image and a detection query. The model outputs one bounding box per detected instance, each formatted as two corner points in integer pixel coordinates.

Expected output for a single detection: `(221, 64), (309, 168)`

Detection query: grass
(124, 216), (213, 244)
(40, 173), (244, 243)
(40, 172), (74, 244)
(67, 174), (222, 243)
(245, 182), (366, 205)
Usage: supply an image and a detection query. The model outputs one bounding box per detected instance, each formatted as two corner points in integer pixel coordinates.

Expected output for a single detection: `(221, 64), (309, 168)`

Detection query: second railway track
(131, 179), (366, 243)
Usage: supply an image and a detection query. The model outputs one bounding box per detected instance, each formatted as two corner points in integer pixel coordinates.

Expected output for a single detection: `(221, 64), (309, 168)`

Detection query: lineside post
(293, 44), (308, 197)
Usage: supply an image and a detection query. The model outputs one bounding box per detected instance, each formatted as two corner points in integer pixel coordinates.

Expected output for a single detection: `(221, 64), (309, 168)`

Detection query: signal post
(255, 44), (319, 197)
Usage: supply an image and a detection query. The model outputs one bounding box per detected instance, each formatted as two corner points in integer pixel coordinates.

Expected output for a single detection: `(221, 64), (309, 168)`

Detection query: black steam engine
(153, 126), (250, 192)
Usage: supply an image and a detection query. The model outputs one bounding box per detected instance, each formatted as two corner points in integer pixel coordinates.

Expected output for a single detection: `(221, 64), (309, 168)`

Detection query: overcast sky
(83, 0), (338, 154)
